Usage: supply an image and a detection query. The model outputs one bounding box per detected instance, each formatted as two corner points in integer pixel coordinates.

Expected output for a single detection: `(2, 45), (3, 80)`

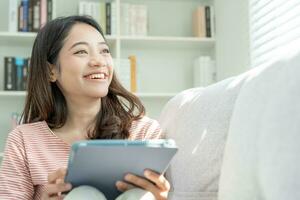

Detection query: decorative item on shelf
(121, 3), (148, 36)
(193, 5), (215, 38)
(78, 1), (116, 35)
(193, 56), (216, 87)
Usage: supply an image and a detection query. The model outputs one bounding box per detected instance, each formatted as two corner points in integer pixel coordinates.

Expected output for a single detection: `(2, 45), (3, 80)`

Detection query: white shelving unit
(0, 0), (216, 158)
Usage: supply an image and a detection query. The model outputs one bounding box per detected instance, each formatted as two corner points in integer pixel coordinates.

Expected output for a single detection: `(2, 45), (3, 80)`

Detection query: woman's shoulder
(9, 121), (49, 140)
(130, 116), (163, 140)
(15, 121), (47, 132)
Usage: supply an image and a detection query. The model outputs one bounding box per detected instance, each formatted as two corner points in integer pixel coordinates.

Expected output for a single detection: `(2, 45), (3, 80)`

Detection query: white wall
(215, 0), (250, 81)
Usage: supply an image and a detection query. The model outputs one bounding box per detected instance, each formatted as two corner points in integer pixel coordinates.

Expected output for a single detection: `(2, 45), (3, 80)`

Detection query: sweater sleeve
(0, 127), (34, 200)
(129, 116), (164, 140)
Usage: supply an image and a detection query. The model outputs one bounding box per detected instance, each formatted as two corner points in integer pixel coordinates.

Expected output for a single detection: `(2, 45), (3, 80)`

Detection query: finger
(46, 183), (72, 196)
(115, 181), (136, 192)
(144, 170), (170, 191)
(48, 168), (67, 184)
(124, 174), (157, 194)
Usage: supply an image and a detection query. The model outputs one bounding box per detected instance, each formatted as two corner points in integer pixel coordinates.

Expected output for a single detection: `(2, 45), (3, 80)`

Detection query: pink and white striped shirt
(0, 116), (162, 200)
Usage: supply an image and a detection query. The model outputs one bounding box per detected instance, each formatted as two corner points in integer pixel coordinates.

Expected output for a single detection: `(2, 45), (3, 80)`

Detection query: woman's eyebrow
(98, 42), (108, 46)
(69, 41), (108, 50)
(69, 41), (89, 50)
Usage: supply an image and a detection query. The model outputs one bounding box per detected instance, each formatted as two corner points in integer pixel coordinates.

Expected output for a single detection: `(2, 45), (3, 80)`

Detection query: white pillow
(219, 43), (300, 200)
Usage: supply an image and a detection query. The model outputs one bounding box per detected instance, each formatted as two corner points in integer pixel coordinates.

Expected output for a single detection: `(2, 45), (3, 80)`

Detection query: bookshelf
(0, 0), (216, 159)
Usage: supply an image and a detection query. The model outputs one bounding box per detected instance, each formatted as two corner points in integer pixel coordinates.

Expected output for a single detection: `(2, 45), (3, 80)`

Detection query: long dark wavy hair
(22, 15), (145, 139)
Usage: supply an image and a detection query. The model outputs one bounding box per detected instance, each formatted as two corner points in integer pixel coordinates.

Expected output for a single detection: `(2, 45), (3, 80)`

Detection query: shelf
(120, 36), (215, 49)
(0, 91), (26, 97)
(0, 32), (214, 49)
(0, 91), (176, 98)
(0, 32), (118, 45)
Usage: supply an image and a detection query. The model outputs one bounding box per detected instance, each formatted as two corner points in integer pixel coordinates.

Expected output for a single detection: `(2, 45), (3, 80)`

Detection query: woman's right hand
(41, 168), (72, 200)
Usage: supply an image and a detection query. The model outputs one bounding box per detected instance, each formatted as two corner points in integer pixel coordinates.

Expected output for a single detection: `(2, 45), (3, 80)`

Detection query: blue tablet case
(65, 139), (178, 199)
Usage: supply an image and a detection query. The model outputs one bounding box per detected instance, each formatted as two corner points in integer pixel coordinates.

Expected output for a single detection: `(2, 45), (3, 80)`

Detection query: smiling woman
(0, 16), (170, 200)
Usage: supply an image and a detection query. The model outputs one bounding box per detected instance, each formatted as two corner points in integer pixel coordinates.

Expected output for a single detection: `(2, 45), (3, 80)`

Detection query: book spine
(47, 0), (52, 21)
(110, 2), (116, 35)
(210, 6), (215, 38)
(106, 3), (111, 35)
(28, 0), (34, 32)
(205, 6), (211, 37)
(99, 2), (106, 34)
(22, 58), (30, 90)
(15, 57), (25, 91)
(116, 58), (131, 91)
(128, 55), (137, 93)
(18, 3), (24, 32)
(193, 6), (206, 38)
(121, 3), (130, 35)
(33, 0), (40, 32)
(22, 0), (29, 32)
(40, 0), (47, 28)
(4, 57), (16, 91)
(8, 0), (18, 32)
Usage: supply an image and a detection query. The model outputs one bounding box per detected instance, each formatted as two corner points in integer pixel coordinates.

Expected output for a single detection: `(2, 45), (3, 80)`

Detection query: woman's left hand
(116, 169), (170, 200)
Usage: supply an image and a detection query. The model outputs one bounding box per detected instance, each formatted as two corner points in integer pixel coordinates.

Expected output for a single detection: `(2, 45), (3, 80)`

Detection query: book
(8, 0), (18, 32)
(205, 6), (211, 37)
(15, 57), (25, 91)
(110, 2), (117, 35)
(121, 3), (130, 35)
(21, 0), (29, 32)
(193, 56), (215, 87)
(115, 58), (131, 91)
(4, 57), (16, 91)
(193, 6), (206, 38)
(106, 3), (111, 35)
(33, 0), (41, 32)
(47, 0), (53, 22)
(40, 0), (47, 28)
(128, 55), (137, 92)
(22, 58), (30, 90)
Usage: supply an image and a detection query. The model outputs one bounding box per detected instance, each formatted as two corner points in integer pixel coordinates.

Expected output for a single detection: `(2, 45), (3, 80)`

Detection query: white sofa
(159, 43), (300, 200)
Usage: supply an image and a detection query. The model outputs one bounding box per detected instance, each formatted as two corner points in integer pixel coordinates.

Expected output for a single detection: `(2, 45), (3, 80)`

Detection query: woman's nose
(88, 55), (106, 67)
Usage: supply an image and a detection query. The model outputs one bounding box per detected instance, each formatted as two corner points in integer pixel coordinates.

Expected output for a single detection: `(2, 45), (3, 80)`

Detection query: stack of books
(193, 6), (215, 38)
(4, 57), (30, 91)
(121, 3), (148, 36)
(193, 56), (216, 87)
(78, 1), (117, 35)
(8, 0), (53, 32)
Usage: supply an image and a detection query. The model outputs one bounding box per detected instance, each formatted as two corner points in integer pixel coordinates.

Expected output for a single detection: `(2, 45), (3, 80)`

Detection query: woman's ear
(48, 62), (58, 82)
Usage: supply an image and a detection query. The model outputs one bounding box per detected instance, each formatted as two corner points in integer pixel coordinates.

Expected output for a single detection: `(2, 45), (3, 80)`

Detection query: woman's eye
(101, 49), (110, 54)
(75, 50), (87, 54)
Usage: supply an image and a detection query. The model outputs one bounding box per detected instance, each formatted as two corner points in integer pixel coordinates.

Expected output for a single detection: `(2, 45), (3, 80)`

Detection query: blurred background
(0, 0), (299, 163)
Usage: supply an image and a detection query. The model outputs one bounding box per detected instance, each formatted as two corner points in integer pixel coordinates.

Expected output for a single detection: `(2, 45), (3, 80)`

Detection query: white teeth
(87, 73), (106, 79)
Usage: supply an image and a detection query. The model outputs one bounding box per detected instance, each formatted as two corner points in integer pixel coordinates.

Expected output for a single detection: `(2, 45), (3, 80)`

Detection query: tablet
(64, 139), (178, 199)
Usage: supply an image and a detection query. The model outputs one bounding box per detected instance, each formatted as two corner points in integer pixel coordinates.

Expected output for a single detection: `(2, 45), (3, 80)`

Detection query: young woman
(0, 16), (170, 200)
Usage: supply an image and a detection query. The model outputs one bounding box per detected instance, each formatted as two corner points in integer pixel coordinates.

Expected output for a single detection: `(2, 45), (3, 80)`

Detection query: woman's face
(53, 23), (113, 101)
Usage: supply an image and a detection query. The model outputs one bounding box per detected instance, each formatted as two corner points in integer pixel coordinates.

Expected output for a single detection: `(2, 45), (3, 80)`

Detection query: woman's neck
(58, 97), (101, 137)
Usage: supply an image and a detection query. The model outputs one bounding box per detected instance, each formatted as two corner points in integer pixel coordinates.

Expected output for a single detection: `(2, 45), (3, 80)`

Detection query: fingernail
(125, 174), (131, 180)
(144, 170), (151, 177)
(116, 181), (122, 187)
(66, 183), (72, 190)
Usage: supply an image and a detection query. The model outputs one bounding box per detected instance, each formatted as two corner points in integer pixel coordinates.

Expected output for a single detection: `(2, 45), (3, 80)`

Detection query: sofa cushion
(159, 73), (249, 200)
(218, 43), (300, 200)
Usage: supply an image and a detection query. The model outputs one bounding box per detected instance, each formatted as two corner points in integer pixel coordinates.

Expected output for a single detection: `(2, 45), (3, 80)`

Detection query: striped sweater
(0, 116), (162, 200)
